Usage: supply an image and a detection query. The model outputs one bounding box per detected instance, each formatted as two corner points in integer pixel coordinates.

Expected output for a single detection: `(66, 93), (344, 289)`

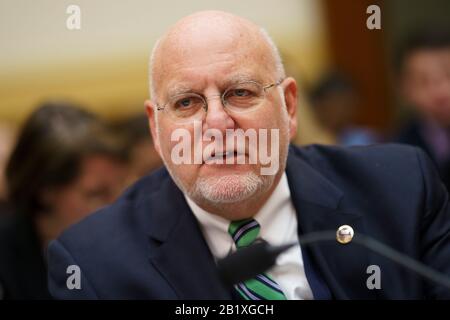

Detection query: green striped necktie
(228, 218), (287, 300)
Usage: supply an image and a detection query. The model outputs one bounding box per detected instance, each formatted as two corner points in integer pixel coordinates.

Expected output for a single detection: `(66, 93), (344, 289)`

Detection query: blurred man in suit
(48, 11), (450, 299)
(394, 28), (450, 190)
(308, 71), (379, 146)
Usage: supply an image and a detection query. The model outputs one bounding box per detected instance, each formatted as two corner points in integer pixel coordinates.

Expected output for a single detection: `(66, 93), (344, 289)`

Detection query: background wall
(0, 0), (331, 135)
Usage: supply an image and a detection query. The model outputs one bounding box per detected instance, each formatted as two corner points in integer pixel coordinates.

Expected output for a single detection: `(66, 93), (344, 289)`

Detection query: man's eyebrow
(226, 74), (260, 85)
(165, 74), (261, 98)
(166, 85), (193, 98)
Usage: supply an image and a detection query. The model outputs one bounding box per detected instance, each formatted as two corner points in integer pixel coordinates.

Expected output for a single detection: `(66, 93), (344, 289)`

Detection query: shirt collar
(185, 172), (294, 259)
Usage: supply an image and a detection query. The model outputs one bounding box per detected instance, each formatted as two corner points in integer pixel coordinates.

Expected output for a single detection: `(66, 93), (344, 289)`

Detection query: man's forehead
(406, 49), (450, 73)
(159, 24), (260, 66)
(164, 11), (256, 41)
(151, 11), (278, 99)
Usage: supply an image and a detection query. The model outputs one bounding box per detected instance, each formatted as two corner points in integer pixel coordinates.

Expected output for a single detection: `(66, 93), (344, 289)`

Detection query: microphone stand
(217, 231), (450, 291)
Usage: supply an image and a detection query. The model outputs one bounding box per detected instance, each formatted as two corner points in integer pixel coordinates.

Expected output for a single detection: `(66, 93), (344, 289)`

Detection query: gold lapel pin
(336, 225), (354, 244)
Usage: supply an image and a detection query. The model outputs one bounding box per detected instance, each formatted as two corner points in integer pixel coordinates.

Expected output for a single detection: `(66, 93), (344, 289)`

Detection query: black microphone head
(216, 241), (296, 287)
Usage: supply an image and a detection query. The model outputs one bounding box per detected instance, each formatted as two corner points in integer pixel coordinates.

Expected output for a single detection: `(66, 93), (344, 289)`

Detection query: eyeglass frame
(154, 78), (285, 120)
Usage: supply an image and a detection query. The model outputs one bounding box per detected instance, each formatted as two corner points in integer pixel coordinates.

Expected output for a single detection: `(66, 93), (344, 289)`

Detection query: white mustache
(170, 121), (280, 175)
(205, 150), (246, 162)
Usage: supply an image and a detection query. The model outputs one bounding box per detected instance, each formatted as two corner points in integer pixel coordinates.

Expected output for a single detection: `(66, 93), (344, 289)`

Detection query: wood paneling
(322, 0), (392, 130)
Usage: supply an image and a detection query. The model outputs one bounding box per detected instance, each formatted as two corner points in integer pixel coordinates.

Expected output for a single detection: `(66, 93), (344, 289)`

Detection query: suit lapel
(140, 145), (377, 299)
(141, 174), (231, 299)
(286, 148), (376, 299)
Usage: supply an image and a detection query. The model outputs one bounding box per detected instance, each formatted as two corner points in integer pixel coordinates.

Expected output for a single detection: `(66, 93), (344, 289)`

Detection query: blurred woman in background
(0, 123), (15, 211)
(0, 101), (128, 299)
(110, 113), (162, 186)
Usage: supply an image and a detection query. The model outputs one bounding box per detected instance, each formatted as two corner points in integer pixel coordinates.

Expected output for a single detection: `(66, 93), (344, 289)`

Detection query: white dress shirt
(185, 173), (314, 300)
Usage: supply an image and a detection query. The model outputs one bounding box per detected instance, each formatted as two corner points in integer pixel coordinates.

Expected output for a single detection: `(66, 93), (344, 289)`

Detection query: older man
(47, 11), (450, 299)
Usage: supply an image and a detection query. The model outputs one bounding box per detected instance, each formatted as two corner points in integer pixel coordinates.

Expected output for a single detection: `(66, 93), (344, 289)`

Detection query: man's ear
(282, 77), (298, 140)
(145, 100), (162, 157)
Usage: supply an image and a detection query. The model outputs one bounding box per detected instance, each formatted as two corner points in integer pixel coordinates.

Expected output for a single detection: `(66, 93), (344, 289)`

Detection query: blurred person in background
(0, 124), (15, 212)
(394, 28), (450, 190)
(0, 101), (127, 299)
(309, 71), (379, 146)
(111, 113), (162, 186)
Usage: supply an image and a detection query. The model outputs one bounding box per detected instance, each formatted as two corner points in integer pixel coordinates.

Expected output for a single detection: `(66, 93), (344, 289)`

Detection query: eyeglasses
(155, 79), (284, 123)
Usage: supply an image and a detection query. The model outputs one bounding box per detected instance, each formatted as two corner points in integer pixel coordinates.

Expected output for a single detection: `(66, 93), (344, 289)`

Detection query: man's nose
(203, 96), (235, 133)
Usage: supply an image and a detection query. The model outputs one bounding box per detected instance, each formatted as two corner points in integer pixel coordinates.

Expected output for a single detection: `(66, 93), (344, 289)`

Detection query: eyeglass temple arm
(263, 78), (284, 91)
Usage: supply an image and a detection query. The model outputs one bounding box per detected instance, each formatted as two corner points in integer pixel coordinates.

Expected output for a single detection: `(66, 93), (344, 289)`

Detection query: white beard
(189, 172), (274, 204)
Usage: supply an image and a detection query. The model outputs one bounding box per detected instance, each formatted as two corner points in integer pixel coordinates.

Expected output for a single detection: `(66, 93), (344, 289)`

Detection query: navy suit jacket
(47, 144), (450, 299)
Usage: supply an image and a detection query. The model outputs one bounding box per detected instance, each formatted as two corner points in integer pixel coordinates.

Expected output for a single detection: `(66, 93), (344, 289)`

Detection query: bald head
(145, 11), (298, 217)
(149, 10), (285, 100)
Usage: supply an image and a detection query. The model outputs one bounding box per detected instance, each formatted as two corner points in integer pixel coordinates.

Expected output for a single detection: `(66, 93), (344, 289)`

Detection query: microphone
(216, 231), (450, 291)
(217, 241), (296, 287)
